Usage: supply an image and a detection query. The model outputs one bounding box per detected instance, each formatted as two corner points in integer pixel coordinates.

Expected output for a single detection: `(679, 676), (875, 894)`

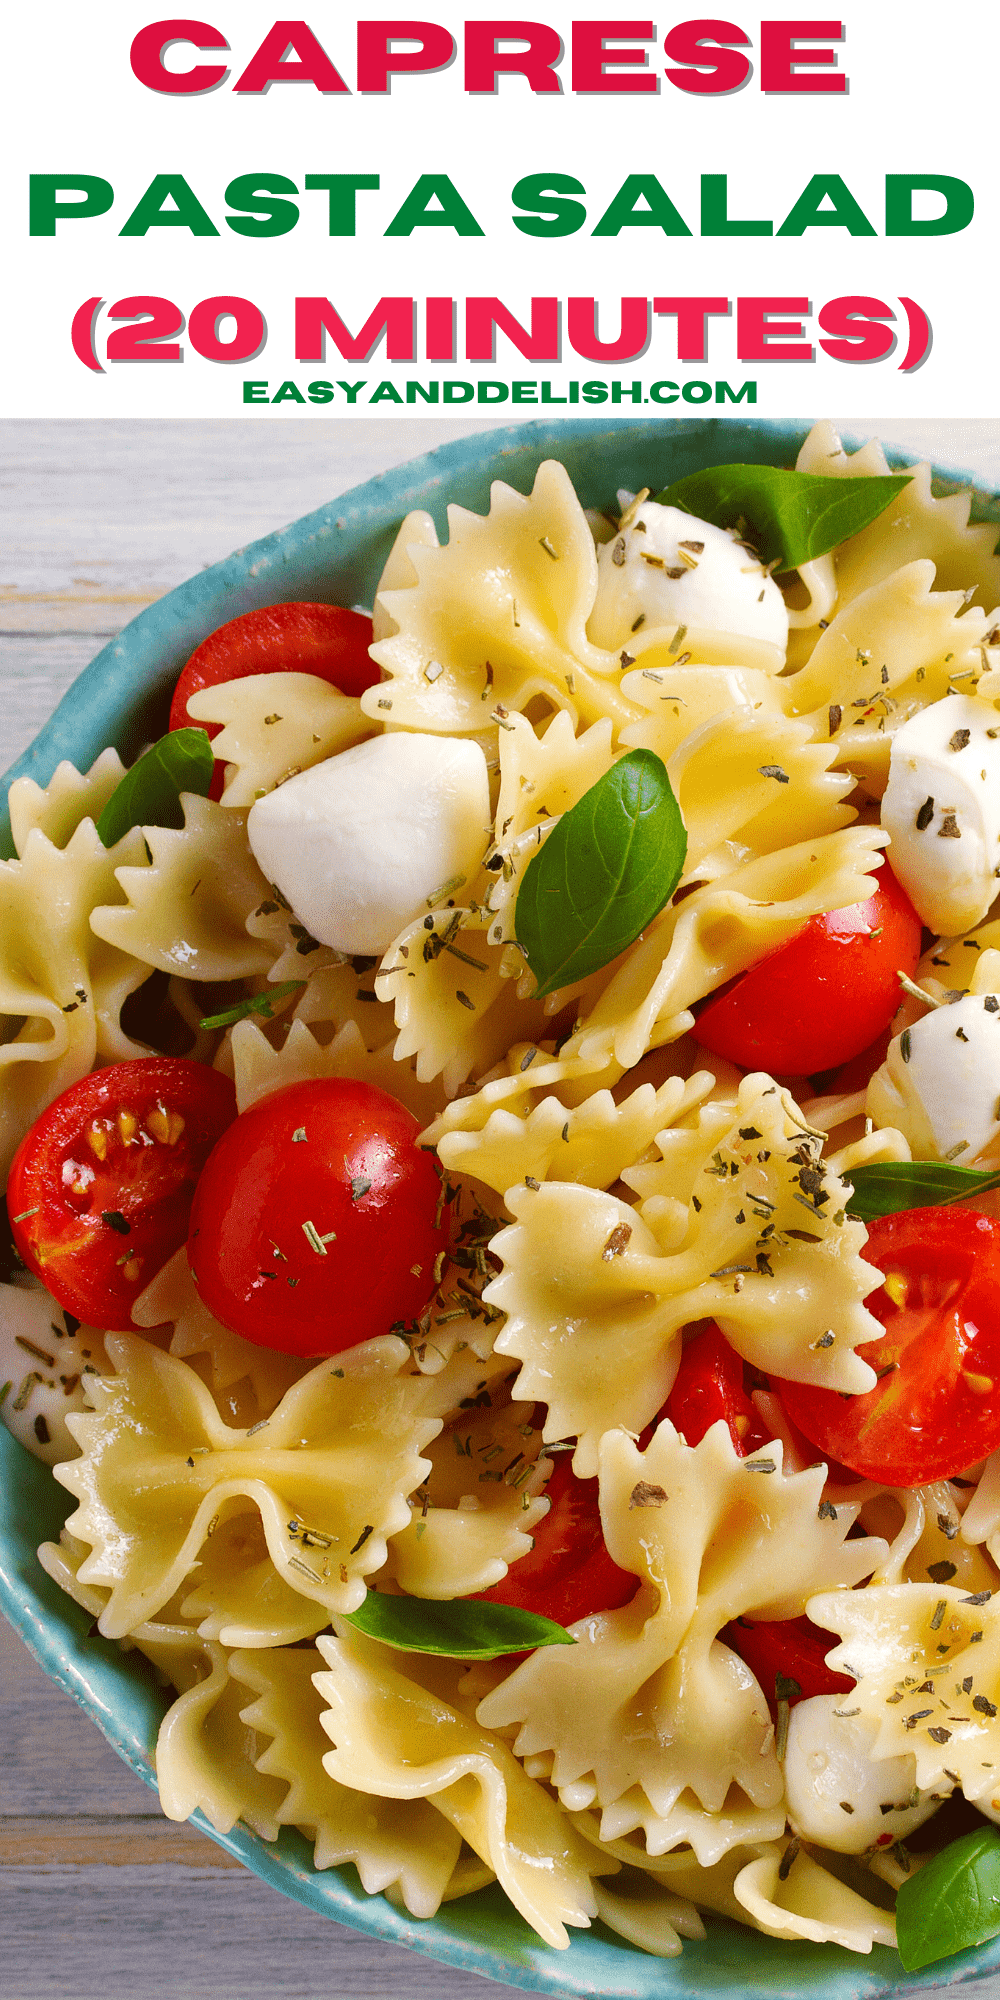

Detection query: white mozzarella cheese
(588, 502), (789, 659)
(784, 1695), (941, 1854)
(866, 991), (1000, 1166)
(247, 732), (491, 955)
(0, 1284), (106, 1465)
(881, 695), (1000, 934)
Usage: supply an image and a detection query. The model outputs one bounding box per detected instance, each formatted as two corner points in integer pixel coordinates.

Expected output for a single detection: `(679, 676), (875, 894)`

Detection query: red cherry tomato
(7, 1059), (237, 1330)
(170, 603), (378, 797)
(778, 1207), (1000, 1486)
(187, 1079), (448, 1357)
(664, 1322), (771, 1456)
(722, 1613), (853, 1711)
(694, 865), (922, 1076)
(479, 1455), (638, 1628)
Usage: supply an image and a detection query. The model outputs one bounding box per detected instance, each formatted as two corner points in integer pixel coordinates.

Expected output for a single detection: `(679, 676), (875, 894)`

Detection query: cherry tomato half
(694, 865), (922, 1076)
(664, 1322), (771, 1456)
(188, 1079), (448, 1357)
(170, 603), (378, 797)
(778, 1207), (1000, 1486)
(722, 1613), (853, 1712)
(478, 1454), (638, 1628)
(7, 1059), (237, 1330)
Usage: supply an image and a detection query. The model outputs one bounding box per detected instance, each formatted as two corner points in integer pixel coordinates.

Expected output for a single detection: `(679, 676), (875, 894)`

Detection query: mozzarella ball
(881, 695), (1000, 934)
(784, 1695), (942, 1853)
(247, 732), (491, 955)
(588, 503), (789, 661)
(867, 991), (1000, 1166)
(0, 1284), (105, 1466)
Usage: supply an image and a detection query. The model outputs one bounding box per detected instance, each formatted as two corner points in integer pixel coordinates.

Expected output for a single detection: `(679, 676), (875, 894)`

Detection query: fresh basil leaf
(846, 1160), (1000, 1222)
(95, 728), (215, 848)
(654, 465), (910, 574)
(514, 749), (687, 1000)
(896, 1826), (1000, 1971)
(341, 1591), (575, 1659)
(199, 981), (306, 1032)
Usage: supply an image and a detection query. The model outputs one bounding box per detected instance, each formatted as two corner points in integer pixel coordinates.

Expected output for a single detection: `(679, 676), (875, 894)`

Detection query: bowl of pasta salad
(4, 415), (1000, 1998)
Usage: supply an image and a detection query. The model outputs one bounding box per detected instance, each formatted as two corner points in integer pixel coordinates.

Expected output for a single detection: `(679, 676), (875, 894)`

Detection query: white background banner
(3, 0), (998, 418)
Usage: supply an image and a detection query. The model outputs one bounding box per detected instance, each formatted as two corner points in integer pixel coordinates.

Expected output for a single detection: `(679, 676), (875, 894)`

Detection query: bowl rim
(2, 414), (999, 1998)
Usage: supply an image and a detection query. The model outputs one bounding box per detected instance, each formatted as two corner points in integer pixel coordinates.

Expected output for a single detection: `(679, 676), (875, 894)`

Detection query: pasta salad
(4, 421), (1000, 1974)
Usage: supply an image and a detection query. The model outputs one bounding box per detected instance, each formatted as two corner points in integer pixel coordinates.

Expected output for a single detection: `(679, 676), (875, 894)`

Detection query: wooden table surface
(3, 414), (1000, 2000)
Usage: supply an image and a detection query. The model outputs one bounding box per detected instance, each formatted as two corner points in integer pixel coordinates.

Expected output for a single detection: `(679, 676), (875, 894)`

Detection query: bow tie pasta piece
(177, 1513), (328, 1647)
(371, 507), (438, 641)
(489, 1183), (678, 1466)
(90, 795), (276, 983)
(796, 421), (1000, 612)
(563, 825), (887, 1074)
(376, 909), (552, 1097)
(38, 1527), (112, 1621)
(186, 673), (376, 810)
(228, 1646), (466, 1915)
(960, 1452), (1000, 1570)
(243, 898), (354, 988)
(433, 1071), (710, 1201)
(857, 1478), (999, 1598)
(133, 1249), (307, 1415)
(0, 818), (152, 1178)
(229, 1016), (443, 1129)
(733, 1847), (897, 1952)
(806, 1582), (1000, 1813)
(7, 749), (127, 856)
(578, 1818), (895, 1954)
(570, 1820), (773, 1925)
(589, 1872), (705, 1959)
(478, 1426), (885, 1826)
(31, 1566), (284, 1837)
(487, 1074), (884, 1474)
(153, 1639), (288, 1839)
(423, 1048), (622, 1171)
(54, 1331), (440, 1636)
(292, 960), (398, 1045)
(619, 664), (790, 769)
(389, 1390), (549, 1599)
(583, 1788), (785, 1868)
(314, 1628), (604, 1949)
(784, 561), (987, 791)
(40, 1530), (218, 1687)
(666, 710), (856, 880)
(364, 459), (642, 736)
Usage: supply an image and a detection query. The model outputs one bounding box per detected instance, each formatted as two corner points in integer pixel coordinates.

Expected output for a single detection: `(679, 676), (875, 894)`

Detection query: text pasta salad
(6, 422), (1000, 1973)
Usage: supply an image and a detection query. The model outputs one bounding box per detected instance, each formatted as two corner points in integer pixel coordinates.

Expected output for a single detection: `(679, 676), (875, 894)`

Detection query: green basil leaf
(654, 465), (910, 573)
(515, 749), (687, 1000)
(845, 1160), (1000, 1222)
(341, 1591), (575, 1660)
(896, 1826), (1000, 1971)
(199, 981), (306, 1032)
(95, 728), (215, 848)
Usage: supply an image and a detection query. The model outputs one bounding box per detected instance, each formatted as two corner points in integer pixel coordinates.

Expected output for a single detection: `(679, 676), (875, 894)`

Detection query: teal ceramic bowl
(3, 418), (999, 1998)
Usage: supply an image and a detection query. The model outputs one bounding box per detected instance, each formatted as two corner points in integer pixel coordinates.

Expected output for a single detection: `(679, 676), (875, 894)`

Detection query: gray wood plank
(0, 418), (510, 604)
(0, 1615), (160, 1819)
(0, 1865), (528, 2000)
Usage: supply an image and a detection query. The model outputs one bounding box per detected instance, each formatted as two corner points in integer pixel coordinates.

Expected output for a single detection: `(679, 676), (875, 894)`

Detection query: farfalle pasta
(7, 422), (1000, 1977)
